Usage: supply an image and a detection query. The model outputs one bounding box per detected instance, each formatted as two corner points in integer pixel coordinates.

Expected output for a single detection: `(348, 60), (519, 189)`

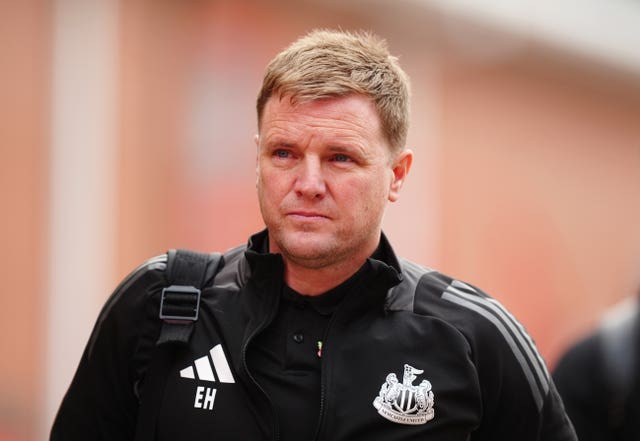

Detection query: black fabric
(51, 229), (577, 441)
(166, 249), (211, 287)
(135, 250), (221, 441)
(134, 345), (188, 441)
(553, 311), (640, 441)
(51, 260), (166, 441)
(247, 262), (369, 441)
(620, 374), (640, 441)
(553, 335), (610, 441)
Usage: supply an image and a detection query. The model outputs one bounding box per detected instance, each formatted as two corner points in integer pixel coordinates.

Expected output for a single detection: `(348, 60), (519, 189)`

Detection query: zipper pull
(317, 341), (323, 358)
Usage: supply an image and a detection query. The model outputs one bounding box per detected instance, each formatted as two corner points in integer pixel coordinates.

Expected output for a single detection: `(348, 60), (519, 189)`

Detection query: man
(553, 295), (640, 441)
(51, 29), (576, 440)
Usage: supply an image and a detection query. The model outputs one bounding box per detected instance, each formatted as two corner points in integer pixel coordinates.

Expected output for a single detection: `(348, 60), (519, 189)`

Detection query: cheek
(258, 169), (287, 203)
(256, 171), (272, 206)
(342, 176), (388, 211)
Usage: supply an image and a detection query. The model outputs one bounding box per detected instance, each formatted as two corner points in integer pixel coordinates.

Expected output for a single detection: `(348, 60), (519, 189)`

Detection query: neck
(266, 230), (382, 295)
(283, 257), (367, 295)
(284, 258), (366, 296)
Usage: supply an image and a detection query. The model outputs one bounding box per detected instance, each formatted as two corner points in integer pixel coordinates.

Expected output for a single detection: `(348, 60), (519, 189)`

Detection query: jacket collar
(242, 229), (403, 309)
(244, 228), (402, 274)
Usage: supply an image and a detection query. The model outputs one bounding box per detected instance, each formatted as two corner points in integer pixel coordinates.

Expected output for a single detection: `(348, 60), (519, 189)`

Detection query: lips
(287, 211), (329, 219)
(286, 210), (330, 220)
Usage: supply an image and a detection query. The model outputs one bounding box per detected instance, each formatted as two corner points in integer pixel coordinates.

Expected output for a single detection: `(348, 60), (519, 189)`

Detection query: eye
(332, 153), (352, 163)
(274, 149), (291, 159)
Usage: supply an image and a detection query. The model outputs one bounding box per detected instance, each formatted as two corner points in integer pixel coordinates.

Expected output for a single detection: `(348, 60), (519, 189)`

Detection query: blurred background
(2, 0), (640, 439)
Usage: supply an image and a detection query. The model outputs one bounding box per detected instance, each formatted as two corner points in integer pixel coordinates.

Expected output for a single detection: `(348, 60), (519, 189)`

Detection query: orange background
(2, 1), (639, 439)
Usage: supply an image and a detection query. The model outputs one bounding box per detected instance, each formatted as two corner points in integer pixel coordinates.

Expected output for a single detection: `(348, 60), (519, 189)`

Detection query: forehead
(259, 94), (385, 142)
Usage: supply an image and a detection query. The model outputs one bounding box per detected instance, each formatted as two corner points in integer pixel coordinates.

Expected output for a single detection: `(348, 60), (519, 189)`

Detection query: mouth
(287, 211), (330, 221)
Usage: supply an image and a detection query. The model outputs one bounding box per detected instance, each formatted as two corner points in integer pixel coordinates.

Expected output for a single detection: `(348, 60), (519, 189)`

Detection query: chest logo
(179, 344), (235, 411)
(373, 364), (435, 425)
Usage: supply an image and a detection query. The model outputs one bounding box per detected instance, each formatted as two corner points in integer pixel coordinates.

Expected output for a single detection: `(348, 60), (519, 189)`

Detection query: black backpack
(134, 249), (222, 441)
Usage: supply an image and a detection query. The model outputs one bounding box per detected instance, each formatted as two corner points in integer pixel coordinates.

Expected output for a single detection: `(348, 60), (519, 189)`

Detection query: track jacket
(51, 229), (577, 440)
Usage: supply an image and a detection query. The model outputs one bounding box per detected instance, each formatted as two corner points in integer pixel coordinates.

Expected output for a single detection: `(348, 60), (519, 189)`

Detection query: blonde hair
(256, 29), (411, 152)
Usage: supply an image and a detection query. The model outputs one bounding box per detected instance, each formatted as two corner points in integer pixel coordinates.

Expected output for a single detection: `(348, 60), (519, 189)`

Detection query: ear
(388, 149), (413, 202)
(254, 134), (262, 164)
(254, 134), (261, 185)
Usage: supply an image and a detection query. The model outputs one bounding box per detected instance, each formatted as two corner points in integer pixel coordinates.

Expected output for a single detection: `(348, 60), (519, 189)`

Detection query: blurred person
(553, 294), (640, 441)
(50, 29), (576, 440)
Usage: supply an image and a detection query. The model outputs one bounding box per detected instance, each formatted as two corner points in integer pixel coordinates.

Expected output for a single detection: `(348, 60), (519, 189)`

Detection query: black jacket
(553, 297), (640, 441)
(51, 230), (576, 441)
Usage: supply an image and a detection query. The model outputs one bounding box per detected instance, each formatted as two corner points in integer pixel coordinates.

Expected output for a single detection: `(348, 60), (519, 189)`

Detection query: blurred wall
(439, 53), (640, 359)
(1, 0), (639, 439)
(0, 2), (50, 440)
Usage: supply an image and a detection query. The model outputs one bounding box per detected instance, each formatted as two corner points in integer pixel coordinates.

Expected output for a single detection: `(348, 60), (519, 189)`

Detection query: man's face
(256, 94), (411, 270)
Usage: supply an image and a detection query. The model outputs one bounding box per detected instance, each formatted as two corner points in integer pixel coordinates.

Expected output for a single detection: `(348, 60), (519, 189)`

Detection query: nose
(293, 157), (326, 199)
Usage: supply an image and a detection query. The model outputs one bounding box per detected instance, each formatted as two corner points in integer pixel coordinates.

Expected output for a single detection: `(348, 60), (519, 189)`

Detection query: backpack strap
(157, 249), (221, 345)
(134, 249), (222, 441)
(599, 297), (640, 431)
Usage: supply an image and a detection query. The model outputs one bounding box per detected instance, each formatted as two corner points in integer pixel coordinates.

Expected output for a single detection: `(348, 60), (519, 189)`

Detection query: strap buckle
(159, 285), (201, 321)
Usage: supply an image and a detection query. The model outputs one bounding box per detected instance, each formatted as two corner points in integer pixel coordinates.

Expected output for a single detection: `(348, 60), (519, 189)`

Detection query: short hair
(256, 29), (411, 152)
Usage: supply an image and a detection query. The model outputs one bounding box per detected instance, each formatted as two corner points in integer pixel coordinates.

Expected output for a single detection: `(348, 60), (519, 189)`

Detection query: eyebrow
(261, 136), (297, 148)
(326, 143), (369, 159)
(261, 135), (370, 159)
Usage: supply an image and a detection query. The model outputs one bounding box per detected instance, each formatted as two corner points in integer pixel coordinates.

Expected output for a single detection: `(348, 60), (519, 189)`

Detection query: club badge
(373, 364), (435, 425)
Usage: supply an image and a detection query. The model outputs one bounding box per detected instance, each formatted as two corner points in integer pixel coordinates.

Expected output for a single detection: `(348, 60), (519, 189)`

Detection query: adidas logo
(180, 344), (235, 383)
(180, 344), (235, 411)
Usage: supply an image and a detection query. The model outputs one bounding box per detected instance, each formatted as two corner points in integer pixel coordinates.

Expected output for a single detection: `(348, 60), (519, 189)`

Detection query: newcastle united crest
(372, 364), (435, 425)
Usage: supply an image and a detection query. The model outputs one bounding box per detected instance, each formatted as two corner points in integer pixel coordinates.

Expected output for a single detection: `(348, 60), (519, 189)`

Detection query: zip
(312, 269), (391, 441)
(241, 289), (281, 441)
(312, 310), (340, 441)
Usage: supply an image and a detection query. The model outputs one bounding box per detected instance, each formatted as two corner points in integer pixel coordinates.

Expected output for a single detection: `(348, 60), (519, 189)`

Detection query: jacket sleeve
(50, 257), (166, 441)
(439, 279), (578, 441)
(470, 306), (578, 441)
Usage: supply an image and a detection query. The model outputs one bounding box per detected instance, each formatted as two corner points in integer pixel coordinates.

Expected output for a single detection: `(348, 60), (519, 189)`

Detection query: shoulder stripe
(452, 282), (550, 388)
(442, 280), (549, 411)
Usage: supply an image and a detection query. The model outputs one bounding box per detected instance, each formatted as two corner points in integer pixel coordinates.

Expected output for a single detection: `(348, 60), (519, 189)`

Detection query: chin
(277, 231), (335, 260)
